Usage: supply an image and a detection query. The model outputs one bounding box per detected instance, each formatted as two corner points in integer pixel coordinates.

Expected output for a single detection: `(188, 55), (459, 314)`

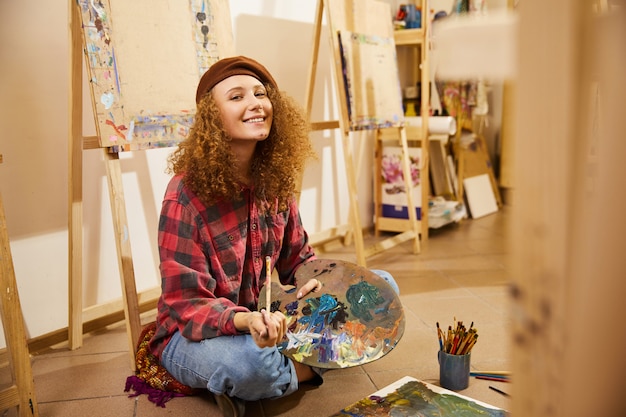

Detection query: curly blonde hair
(168, 85), (316, 212)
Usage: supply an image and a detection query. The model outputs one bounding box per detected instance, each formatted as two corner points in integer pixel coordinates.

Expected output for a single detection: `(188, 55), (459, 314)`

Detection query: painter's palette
(260, 259), (405, 369)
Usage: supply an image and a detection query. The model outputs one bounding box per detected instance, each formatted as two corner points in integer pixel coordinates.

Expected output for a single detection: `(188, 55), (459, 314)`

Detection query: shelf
(378, 126), (425, 142)
(393, 28), (425, 46)
(375, 1), (431, 240)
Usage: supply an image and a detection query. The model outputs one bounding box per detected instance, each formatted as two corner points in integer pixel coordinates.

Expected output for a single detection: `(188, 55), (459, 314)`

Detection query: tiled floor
(25, 207), (512, 416)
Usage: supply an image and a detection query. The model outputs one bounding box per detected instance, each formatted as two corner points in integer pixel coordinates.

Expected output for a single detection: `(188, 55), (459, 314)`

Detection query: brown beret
(195, 55), (278, 104)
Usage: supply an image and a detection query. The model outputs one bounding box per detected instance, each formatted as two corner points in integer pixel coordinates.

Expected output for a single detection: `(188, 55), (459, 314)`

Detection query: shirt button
(255, 257), (260, 263)
(251, 223), (257, 230)
(228, 235), (234, 241)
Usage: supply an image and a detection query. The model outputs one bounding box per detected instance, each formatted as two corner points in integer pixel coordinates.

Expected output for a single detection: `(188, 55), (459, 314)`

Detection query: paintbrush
(265, 256), (272, 311)
(489, 385), (510, 397)
(436, 322), (444, 350)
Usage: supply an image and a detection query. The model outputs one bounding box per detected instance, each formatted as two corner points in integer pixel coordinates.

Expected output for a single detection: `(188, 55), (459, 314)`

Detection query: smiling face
(211, 74), (273, 143)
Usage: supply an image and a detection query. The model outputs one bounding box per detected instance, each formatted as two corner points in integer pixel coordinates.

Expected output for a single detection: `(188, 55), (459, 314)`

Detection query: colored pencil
(474, 375), (510, 383)
(451, 334), (459, 354)
(461, 334), (477, 354)
(265, 256), (272, 310)
(456, 330), (472, 354)
(472, 371), (511, 376)
(470, 372), (511, 378)
(489, 386), (510, 397)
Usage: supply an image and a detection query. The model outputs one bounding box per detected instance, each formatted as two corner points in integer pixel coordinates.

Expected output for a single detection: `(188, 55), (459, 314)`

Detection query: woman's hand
(297, 278), (323, 299)
(245, 310), (287, 348)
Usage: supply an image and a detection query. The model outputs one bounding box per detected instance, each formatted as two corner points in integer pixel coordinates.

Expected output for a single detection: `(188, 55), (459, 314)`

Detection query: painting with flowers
(380, 146), (422, 220)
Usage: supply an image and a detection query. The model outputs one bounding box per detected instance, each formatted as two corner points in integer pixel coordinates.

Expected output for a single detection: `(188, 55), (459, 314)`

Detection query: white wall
(0, 0), (367, 346)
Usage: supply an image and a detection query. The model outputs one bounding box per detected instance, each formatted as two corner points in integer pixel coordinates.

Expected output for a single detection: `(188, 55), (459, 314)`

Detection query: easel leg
(303, 0), (324, 117)
(344, 132), (368, 248)
(373, 134), (383, 238)
(454, 120), (466, 204)
(103, 150), (141, 370)
(341, 133), (367, 266)
(68, 158), (83, 351)
(0, 193), (39, 416)
(475, 134), (503, 207)
(68, 0), (84, 351)
(398, 129), (421, 254)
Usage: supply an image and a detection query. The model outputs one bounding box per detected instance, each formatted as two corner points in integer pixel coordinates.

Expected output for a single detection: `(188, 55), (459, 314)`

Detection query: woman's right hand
(237, 310), (287, 348)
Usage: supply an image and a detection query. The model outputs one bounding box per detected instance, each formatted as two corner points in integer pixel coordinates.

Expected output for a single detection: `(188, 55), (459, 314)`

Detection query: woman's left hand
(297, 278), (323, 299)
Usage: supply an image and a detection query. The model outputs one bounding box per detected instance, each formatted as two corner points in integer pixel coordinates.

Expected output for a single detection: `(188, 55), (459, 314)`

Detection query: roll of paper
(405, 116), (457, 135)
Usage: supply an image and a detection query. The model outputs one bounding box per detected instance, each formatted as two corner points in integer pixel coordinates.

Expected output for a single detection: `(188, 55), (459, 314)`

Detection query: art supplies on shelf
(437, 319), (478, 355)
(429, 197), (467, 229)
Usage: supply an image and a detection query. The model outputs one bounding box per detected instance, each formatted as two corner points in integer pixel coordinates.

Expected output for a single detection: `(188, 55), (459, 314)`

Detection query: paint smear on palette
(262, 259), (405, 369)
(330, 377), (507, 417)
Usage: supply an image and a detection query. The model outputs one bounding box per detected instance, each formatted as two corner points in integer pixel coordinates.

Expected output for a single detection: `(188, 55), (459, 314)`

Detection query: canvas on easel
(304, 0), (422, 267)
(76, 0), (233, 150)
(69, 0), (234, 368)
(337, 31), (405, 130)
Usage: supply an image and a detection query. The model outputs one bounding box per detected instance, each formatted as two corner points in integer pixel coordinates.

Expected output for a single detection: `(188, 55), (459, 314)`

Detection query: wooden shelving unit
(374, 1), (431, 239)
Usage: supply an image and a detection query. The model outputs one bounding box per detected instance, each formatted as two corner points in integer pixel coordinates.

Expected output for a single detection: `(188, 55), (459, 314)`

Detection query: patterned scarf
(124, 322), (196, 407)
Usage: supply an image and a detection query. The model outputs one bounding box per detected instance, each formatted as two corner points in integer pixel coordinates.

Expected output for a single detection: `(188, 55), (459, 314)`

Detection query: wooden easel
(68, 1), (145, 369)
(68, 0), (234, 369)
(452, 116), (502, 208)
(0, 155), (39, 417)
(304, 0), (421, 267)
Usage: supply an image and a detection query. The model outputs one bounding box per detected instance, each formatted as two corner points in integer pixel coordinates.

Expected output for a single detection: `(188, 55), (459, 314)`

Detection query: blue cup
(438, 351), (471, 391)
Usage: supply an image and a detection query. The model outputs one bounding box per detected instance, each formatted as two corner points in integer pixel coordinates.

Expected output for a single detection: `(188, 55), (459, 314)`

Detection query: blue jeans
(160, 269), (399, 401)
(161, 330), (297, 401)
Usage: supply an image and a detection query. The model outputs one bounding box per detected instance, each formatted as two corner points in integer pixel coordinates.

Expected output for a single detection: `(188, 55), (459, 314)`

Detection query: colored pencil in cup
(438, 319), (478, 354)
(436, 322), (444, 350)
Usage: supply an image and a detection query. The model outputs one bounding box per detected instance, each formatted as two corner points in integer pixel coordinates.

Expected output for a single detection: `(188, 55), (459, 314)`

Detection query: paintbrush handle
(265, 256), (272, 310)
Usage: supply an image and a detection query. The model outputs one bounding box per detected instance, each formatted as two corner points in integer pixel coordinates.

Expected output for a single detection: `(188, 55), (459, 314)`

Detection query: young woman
(149, 56), (322, 416)
(149, 56), (399, 416)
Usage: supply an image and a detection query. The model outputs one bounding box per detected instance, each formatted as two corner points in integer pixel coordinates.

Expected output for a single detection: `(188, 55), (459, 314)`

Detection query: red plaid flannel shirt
(149, 175), (315, 358)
